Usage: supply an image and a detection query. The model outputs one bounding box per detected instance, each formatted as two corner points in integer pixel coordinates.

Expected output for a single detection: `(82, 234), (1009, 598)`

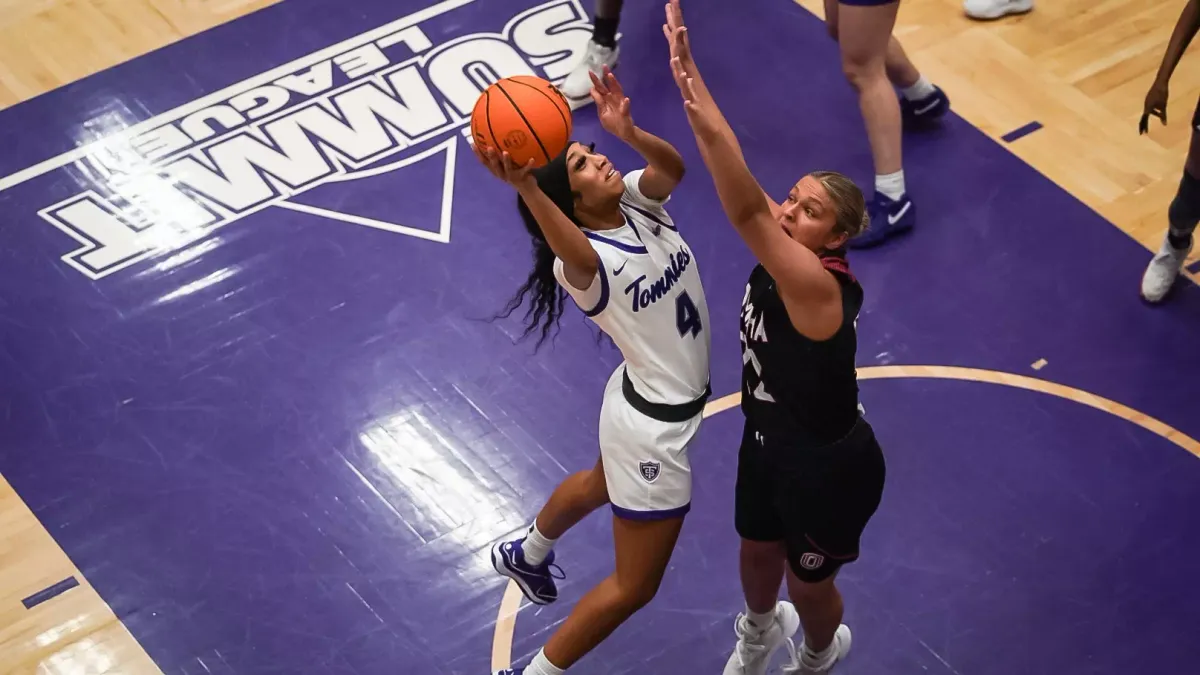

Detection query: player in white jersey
(478, 68), (711, 675)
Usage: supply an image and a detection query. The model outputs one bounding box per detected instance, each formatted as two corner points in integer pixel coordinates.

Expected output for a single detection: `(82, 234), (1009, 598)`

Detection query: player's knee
(614, 570), (665, 611)
(618, 578), (662, 611)
(839, 57), (883, 90)
(786, 565), (839, 604)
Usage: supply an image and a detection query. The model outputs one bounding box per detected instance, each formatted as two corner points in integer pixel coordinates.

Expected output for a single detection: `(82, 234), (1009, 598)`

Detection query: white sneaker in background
(558, 39), (619, 110)
(1141, 234), (1194, 304)
(964, 0), (1034, 20)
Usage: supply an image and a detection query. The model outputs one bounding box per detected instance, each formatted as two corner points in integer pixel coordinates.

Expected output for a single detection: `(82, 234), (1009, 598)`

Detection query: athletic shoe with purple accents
(490, 537), (564, 605)
(850, 192), (916, 249)
(900, 85), (951, 127)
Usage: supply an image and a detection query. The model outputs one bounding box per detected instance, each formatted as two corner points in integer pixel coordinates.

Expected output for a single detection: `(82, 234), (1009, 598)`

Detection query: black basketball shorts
(734, 415), (886, 583)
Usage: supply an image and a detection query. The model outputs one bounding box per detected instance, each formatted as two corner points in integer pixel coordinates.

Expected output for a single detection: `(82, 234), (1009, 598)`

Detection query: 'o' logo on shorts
(799, 552), (825, 570)
(638, 461), (661, 483)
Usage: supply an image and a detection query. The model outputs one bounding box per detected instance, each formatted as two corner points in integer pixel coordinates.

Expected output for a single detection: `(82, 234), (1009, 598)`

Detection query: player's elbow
(666, 161), (686, 184)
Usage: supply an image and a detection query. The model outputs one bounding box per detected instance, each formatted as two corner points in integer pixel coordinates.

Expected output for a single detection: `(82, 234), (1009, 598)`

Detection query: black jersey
(739, 254), (863, 447)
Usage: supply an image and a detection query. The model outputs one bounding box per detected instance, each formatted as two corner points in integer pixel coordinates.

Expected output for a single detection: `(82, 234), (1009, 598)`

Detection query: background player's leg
(519, 514), (685, 674)
(885, 38), (950, 125)
(836, 0), (916, 249)
(883, 37), (919, 88)
(560, 0), (625, 109)
(492, 457), (609, 606)
(822, 0), (948, 127)
(1142, 125), (1200, 303)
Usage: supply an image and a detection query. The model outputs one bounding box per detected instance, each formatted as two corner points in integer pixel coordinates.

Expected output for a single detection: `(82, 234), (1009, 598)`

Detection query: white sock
(525, 648), (566, 675)
(875, 170), (906, 200)
(522, 521), (556, 566)
(745, 604), (777, 633)
(802, 641), (837, 670)
(901, 75), (936, 101)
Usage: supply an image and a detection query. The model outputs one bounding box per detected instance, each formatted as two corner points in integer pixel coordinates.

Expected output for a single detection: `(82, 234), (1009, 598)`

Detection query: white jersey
(554, 169), (711, 405)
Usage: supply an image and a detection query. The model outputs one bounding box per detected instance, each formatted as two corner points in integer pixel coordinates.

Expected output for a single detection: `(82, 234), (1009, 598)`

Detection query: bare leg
(1143, 123), (1200, 302)
(838, 1), (903, 177)
(739, 539), (787, 614)
(785, 568), (844, 654)
(823, 0), (921, 90)
(885, 36), (921, 89)
(534, 456), (609, 539)
(539, 514), (685, 668)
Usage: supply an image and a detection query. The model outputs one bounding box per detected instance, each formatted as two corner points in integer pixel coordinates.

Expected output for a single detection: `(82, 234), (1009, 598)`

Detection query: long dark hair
(494, 194), (570, 348)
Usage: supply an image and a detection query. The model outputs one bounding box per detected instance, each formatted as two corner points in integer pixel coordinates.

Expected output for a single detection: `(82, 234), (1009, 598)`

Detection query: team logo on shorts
(638, 461), (661, 483)
(799, 552), (825, 570)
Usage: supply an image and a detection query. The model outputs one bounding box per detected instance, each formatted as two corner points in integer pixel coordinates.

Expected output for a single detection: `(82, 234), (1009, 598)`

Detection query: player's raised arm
(475, 145), (598, 289)
(658, 3), (781, 218)
(588, 67), (685, 201)
(664, 1), (840, 318)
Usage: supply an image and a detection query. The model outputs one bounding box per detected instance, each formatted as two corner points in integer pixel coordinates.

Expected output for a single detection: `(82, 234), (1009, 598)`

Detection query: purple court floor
(2, 0), (1199, 673)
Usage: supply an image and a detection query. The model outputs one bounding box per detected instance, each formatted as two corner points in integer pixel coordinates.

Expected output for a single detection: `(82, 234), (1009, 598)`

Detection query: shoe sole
(490, 541), (554, 606)
(849, 222), (914, 250)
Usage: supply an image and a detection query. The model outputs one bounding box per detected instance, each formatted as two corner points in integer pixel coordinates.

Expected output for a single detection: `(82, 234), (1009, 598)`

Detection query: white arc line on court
(490, 364), (1200, 671)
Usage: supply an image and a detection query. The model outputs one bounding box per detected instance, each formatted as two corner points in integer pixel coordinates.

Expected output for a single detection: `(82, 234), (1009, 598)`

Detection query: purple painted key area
(0, 1), (1197, 673)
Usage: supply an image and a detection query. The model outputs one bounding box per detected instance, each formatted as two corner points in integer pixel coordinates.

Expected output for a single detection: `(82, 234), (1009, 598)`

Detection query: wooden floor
(1, 0), (1197, 671)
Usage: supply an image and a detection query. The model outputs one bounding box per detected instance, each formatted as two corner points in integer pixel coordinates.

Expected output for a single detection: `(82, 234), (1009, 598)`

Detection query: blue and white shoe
(900, 85), (950, 127)
(494, 669), (524, 674)
(491, 537), (564, 605)
(849, 192), (915, 249)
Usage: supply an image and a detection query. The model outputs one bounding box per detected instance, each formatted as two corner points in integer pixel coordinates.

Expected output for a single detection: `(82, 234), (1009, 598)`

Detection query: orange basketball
(471, 75), (573, 168)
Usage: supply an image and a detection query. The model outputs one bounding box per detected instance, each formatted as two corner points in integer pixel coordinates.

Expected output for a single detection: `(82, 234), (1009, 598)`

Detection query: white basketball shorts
(598, 365), (704, 519)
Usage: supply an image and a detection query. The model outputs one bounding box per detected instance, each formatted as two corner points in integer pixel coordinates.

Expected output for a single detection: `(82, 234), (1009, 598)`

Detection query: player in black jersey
(665, 2), (885, 673)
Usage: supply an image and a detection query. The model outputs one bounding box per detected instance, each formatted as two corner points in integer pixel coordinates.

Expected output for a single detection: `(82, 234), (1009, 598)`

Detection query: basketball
(471, 75), (573, 168)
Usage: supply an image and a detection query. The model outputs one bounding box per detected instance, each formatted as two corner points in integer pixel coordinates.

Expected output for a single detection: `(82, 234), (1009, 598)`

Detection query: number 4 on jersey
(676, 291), (703, 338)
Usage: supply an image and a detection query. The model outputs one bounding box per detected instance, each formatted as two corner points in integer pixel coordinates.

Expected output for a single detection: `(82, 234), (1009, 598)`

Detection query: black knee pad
(1169, 170), (1200, 231)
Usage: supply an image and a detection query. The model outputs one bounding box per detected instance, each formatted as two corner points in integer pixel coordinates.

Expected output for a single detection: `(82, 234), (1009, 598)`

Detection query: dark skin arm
(664, 0), (841, 339)
(589, 68), (686, 200)
(475, 145), (598, 291)
(1142, 0), (1200, 133)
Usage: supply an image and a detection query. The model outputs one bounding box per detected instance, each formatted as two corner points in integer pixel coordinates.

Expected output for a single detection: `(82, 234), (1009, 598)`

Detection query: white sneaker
(783, 624), (852, 673)
(1141, 234), (1193, 303)
(964, 0), (1034, 20)
(558, 39), (619, 110)
(722, 601), (801, 675)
